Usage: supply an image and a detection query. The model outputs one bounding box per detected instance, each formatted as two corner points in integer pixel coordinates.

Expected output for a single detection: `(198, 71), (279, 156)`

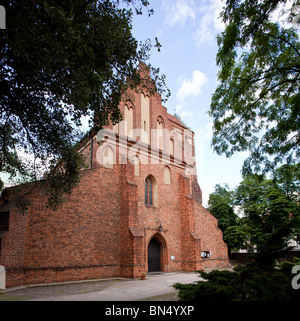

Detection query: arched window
(157, 116), (164, 150)
(164, 166), (171, 185)
(145, 178), (153, 206)
(145, 175), (157, 207)
(124, 101), (134, 138)
(169, 139), (174, 156)
(102, 146), (114, 169)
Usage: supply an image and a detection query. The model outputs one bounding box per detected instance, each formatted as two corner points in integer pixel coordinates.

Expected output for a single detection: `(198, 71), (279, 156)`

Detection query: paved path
(30, 272), (202, 301)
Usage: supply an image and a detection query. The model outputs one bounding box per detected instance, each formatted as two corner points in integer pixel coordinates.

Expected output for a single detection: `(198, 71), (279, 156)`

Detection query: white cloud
(162, 0), (196, 27)
(175, 105), (184, 113)
(193, 0), (225, 47)
(177, 70), (208, 102)
(179, 110), (192, 120)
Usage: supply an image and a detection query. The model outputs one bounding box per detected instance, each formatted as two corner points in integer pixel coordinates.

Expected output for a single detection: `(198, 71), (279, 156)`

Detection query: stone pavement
(30, 272), (202, 301)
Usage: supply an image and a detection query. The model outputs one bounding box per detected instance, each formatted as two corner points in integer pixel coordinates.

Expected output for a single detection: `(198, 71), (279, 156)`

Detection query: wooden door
(148, 238), (161, 272)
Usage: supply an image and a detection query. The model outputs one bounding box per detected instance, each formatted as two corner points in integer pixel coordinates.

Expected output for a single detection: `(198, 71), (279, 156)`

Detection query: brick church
(0, 66), (229, 288)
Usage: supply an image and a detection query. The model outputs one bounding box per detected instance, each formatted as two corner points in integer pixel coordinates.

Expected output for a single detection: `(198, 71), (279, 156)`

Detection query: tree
(175, 165), (300, 301)
(208, 165), (300, 258)
(235, 167), (300, 266)
(209, 0), (300, 175)
(223, 224), (249, 254)
(208, 184), (237, 231)
(174, 259), (300, 301)
(0, 0), (168, 211)
(208, 184), (248, 254)
(273, 163), (300, 201)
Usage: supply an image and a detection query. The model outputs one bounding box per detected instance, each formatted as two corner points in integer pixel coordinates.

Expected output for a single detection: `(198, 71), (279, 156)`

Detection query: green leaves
(207, 184), (237, 233)
(209, 164), (300, 260)
(44, 147), (86, 211)
(210, 0), (300, 174)
(174, 270), (238, 301)
(0, 0), (168, 211)
(234, 170), (300, 261)
(174, 263), (300, 301)
(223, 225), (249, 253)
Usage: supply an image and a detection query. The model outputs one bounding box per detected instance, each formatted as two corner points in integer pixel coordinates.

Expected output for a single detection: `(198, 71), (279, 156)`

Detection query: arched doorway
(148, 238), (161, 272)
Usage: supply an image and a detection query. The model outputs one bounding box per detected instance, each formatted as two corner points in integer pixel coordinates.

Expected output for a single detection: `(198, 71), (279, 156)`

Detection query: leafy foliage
(209, 0), (300, 175)
(208, 164), (300, 262)
(0, 0), (168, 211)
(207, 184), (240, 253)
(174, 262), (300, 301)
(223, 225), (249, 253)
(235, 167), (300, 266)
(174, 271), (237, 302)
(207, 184), (238, 232)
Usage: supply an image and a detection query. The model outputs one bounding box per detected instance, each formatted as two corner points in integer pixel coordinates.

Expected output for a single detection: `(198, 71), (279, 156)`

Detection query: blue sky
(131, 0), (247, 206)
(0, 0), (248, 207)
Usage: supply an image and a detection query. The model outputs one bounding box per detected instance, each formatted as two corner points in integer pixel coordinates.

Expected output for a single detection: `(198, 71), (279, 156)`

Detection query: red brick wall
(194, 201), (229, 269)
(1, 166), (122, 287)
(0, 203), (27, 287)
(0, 82), (229, 288)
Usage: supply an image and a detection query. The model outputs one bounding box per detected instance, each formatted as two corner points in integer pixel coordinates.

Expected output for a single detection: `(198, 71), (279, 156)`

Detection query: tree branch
(261, 31), (300, 57)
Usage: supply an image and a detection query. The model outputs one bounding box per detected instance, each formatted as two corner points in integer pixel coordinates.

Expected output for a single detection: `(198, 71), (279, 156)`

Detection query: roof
(167, 113), (191, 130)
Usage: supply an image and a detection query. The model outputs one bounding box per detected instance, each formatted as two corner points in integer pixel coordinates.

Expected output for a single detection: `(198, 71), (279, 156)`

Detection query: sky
(0, 0), (250, 207)
(1, 0), (297, 206)
(130, 0), (247, 206)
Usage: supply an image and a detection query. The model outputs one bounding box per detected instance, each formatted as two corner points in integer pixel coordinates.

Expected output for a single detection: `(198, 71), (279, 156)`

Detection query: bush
(174, 281), (236, 302)
(174, 263), (300, 301)
(174, 270), (238, 301)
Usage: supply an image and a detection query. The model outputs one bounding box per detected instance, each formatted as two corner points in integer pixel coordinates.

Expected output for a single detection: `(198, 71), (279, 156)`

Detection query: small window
(0, 212), (9, 231)
(201, 251), (210, 258)
(145, 175), (157, 207)
(145, 178), (153, 206)
(0, 212), (9, 253)
(164, 166), (171, 185)
(157, 116), (164, 150)
(124, 103), (134, 138)
(102, 147), (114, 169)
(169, 139), (174, 156)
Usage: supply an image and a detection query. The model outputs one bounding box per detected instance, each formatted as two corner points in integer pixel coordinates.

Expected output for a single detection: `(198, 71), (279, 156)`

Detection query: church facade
(0, 69), (229, 288)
